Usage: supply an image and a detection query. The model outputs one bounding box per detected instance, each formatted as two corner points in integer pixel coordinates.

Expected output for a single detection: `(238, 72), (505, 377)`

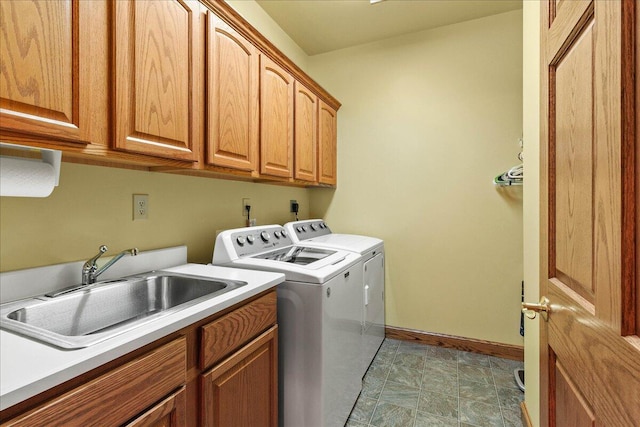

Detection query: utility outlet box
(133, 194), (149, 220)
(290, 200), (298, 213)
(242, 198), (251, 216)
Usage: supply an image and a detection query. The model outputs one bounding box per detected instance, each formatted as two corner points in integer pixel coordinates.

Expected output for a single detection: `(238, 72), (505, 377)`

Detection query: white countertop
(0, 263), (284, 411)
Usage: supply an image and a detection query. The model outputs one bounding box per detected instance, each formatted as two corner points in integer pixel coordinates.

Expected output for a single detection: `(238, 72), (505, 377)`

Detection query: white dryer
(283, 220), (385, 378)
(212, 225), (363, 427)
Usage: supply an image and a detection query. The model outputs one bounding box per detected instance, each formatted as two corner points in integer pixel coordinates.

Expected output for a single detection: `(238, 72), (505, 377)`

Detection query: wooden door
(201, 327), (278, 427)
(294, 82), (318, 182)
(0, 0), (91, 145)
(125, 387), (186, 427)
(260, 56), (294, 178)
(538, 1), (639, 426)
(113, 0), (199, 162)
(318, 100), (337, 186)
(206, 14), (259, 172)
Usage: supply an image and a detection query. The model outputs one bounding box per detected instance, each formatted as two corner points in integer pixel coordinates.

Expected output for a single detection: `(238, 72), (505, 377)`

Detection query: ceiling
(256, 0), (522, 56)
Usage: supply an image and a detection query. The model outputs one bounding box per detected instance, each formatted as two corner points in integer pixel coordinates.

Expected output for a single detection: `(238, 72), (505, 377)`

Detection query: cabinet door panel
(114, 0), (198, 161)
(202, 327), (278, 427)
(125, 386), (186, 427)
(0, 0), (90, 144)
(318, 101), (337, 186)
(294, 82), (317, 182)
(260, 56), (293, 178)
(207, 15), (259, 171)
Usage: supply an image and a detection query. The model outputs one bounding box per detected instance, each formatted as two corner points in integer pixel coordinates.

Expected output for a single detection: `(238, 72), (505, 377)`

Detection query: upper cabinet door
(207, 14), (259, 172)
(114, 0), (199, 162)
(260, 56), (294, 178)
(318, 101), (337, 186)
(294, 82), (318, 182)
(0, 0), (90, 144)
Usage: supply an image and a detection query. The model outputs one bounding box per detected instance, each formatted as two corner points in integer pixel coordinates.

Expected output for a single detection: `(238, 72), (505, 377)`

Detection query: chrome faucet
(82, 245), (139, 285)
(46, 245), (139, 297)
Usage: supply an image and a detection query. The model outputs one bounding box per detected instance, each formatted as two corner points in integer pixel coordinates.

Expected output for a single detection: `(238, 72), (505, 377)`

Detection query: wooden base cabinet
(0, 290), (278, 427)
(201, 327), (278, 427)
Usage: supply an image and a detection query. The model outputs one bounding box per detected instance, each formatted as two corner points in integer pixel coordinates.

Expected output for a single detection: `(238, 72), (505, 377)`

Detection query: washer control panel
(231, 225), (292, 257)
(292, 220), (332, 241)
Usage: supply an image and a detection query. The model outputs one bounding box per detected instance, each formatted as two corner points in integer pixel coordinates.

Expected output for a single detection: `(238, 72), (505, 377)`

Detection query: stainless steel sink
(0, 272), (247, 349)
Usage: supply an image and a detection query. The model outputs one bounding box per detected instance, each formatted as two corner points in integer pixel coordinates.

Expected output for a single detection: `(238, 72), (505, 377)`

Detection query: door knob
(522, 296), (550, 321)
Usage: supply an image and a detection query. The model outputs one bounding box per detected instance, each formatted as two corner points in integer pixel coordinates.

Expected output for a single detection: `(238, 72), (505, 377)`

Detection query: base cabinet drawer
(201, 326), (278, 427)
(200, 291), (277, 369)
(2, 338), (187, 427)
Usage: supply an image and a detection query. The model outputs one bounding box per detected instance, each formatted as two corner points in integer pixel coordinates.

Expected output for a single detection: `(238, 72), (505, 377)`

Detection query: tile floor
(347, 339), (524, 427)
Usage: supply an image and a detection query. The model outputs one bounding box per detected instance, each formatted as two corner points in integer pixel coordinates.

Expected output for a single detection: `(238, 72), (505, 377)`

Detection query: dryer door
(363, 253), (385, 371)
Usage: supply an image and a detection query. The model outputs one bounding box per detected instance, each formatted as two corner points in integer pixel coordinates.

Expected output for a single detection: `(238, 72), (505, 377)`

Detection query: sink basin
(0, 272), (247, 349)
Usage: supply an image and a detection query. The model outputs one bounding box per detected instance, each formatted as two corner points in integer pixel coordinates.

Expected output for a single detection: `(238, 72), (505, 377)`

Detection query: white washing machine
(212, 225), (363, 427)
(284, 219), (385, 377)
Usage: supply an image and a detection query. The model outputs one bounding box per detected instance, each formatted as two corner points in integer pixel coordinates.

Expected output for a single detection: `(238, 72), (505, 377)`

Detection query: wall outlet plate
(290, 199), (298, 213)
(133, 194), (148, 220)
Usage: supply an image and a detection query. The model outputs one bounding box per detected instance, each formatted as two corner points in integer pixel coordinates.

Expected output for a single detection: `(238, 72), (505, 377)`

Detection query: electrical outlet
(290, 200), (298, 213)
(242, 198), (251, 216)
(133, 194), (148, 220)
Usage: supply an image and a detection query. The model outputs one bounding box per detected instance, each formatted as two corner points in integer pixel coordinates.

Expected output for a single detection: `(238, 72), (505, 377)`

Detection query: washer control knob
(302, 225), (308, 232)
(274, 231), (281, 239)
(296, 226), (303, 233)
(310, 223), (318, 231)
(236, 236), (246, 246)
(246, 235), (255, 244)
(281, 230), (288, 238)
(260, 231), (271, 242)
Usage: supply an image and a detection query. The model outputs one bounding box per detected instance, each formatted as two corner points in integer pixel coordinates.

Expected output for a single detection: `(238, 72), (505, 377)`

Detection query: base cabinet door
(201, 327), (278, 427)
(124, 387), (186, 427)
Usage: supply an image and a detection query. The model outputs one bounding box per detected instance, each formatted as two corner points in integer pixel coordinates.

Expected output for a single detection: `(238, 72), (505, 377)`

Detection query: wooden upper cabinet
(0, 0), (91, 144)
(260, 56), (294, 178)
(318, 101), (337, 186)
(294, 82), (318, 182)
(113, 0), (199, 162)
(206, 14), (259, 172)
